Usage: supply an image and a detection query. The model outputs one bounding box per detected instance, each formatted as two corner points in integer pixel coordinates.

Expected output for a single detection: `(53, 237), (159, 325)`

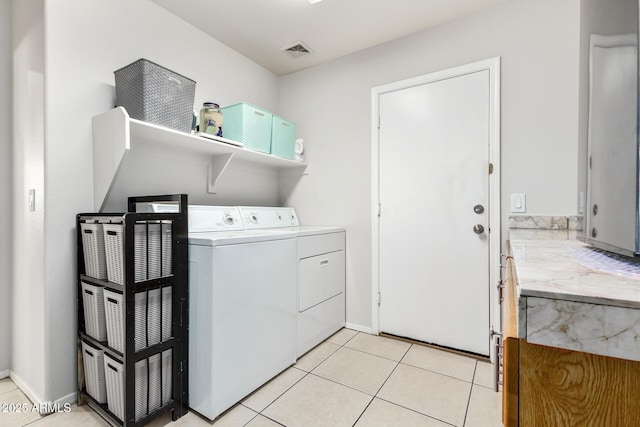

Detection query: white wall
(279, 0), (581, 329)
(0, 0), (13, 376)
(12, 0), (280, 403)
(11, 0), (46, 400)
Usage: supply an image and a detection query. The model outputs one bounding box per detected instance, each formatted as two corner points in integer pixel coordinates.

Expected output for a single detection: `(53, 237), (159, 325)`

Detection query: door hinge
(489, 163), (494, 174)
(377, 116), (381, 129)
(377, 202), (381, 217)
(589, 156), (592, 169)
(377, 291), (381, 305)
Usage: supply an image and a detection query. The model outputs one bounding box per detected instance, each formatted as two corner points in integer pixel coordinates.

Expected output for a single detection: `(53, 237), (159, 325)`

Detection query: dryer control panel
(238, 206), (299, 229)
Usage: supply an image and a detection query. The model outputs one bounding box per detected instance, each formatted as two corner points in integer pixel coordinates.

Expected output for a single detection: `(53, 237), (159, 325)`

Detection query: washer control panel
(188, 205), (244, 232)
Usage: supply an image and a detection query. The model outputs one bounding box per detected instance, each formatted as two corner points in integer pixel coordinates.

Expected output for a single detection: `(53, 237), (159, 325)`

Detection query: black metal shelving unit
(76, 194), (188, 426)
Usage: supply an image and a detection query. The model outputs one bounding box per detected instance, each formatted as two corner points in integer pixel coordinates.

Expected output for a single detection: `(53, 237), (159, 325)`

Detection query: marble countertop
(509, 229), (640, 309)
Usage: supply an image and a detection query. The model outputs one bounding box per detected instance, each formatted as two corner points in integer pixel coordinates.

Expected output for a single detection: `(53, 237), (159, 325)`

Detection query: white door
(377, 67), (493, 356)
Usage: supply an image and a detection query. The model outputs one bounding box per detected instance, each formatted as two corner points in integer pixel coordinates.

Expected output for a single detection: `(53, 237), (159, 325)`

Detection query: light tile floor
(0, 329), (502, 427)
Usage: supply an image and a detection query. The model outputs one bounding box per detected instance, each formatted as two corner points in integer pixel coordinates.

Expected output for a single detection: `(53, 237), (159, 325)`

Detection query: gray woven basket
(114, 59), (196, 133)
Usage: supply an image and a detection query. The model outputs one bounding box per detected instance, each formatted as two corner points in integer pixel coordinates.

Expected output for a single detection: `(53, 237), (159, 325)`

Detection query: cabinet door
(520, 341), (640, 426)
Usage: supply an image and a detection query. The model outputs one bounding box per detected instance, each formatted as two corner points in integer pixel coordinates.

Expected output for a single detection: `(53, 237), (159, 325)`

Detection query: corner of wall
(0, 0), (14, 374)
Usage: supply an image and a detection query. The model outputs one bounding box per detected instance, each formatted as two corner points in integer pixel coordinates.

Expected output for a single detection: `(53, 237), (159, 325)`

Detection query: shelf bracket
(207, 153), (234, 194)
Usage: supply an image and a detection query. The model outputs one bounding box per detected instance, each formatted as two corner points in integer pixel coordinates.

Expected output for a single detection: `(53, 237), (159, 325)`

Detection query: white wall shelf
(92, 107), (307, 211)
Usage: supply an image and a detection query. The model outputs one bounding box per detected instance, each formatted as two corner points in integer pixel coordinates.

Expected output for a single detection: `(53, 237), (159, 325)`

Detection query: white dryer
(186, 206), (297, 421)
(238, 207), (346, 357)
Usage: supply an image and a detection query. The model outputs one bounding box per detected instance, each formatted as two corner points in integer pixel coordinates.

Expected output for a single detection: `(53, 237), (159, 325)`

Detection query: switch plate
(579, 192), (585, 214)
(511, 193), (526, 213)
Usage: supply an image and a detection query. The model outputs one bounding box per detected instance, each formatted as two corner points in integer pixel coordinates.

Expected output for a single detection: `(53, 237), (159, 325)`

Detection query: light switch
(511, 193), (526, 213)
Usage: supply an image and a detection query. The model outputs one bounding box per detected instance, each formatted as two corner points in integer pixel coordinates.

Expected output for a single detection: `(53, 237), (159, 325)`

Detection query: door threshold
(380, 332), (490, 362)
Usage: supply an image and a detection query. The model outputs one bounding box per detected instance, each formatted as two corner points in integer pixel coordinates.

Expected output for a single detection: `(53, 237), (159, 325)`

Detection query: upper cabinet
(92, 107), (307, 211)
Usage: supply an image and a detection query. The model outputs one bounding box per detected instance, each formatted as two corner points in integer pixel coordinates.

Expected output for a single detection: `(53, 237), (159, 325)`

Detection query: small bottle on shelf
(199, 102), (224, 137)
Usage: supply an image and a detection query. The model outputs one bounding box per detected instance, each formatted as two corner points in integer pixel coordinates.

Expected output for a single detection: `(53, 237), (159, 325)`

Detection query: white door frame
(371, 57), (501, 359)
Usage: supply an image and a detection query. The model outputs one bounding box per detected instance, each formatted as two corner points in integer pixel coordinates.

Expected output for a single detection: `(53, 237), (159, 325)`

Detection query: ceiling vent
(281, 41), (314, 59)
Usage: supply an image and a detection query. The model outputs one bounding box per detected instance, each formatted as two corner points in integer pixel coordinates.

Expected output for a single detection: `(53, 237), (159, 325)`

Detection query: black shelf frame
(77, 194), (189, 426)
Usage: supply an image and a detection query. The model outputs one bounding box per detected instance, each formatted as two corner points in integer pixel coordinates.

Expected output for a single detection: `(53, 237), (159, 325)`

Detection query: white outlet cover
(511, 193), (526, 213)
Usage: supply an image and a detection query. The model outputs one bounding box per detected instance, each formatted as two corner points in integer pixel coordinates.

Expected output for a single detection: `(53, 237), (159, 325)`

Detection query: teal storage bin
(271, 116), (296, 160)
(220, 103), (273, 153)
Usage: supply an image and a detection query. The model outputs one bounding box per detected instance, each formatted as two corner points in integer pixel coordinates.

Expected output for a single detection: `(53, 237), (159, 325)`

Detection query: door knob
(473, 224), (485, 234)
(473, 204), (485, 214)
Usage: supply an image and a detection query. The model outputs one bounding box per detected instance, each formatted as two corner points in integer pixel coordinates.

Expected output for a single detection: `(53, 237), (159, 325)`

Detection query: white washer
(187, 206), (297, 421)
(238, 207), (346, 357)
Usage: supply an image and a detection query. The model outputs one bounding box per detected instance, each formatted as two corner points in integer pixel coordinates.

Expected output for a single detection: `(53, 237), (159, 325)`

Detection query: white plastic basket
(147, 286), (172, 346)
(148, 353), (162, 412)
(161, 222), (172, 277)
(81, 282), (107, 342)
(81, 222), (107, 280)
(148, 349), (173, 412)
(103, 223), (148, 285)
(162, 349), (172, 405)
(147, 223), (162, 280)
(103, 354), (148, 422)
(103, 289), (147, 352)
(148, 289), (161, 347)
(162, 286), (172, 341)
(81, 340), (107, 404)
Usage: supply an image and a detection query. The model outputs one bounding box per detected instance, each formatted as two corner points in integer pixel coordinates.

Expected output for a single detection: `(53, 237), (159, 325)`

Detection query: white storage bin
(103, 223), (147, 284)
(81, 340), (107, 404)
(103, 289), (147, 352)
(162, 349), (172, 405)
(81, 222), (107, 280)
(81, 282), (107, 342)
(147, 288), (161, 347)
(148, 350), (173, 412)
(161, 221), (172, 277)
(147, 286), (173, 346)
(148, 353), (162, 412)
(103, 354), (148, 422)
(147, 223), (162, 280)
(162, 286), (172, 341)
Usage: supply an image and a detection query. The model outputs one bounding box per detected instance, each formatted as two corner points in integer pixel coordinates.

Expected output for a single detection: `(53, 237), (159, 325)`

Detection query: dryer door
(299, 250), (345, 312)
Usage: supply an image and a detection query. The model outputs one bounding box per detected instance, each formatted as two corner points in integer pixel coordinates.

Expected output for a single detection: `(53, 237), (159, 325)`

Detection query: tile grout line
(372, 396), (458, 427)
(461, 360), (478, 427)
(371, 345), (462, 427)
(246, 368), (311, 420)
(243, 330), (358, 426)
(370, 341), (414, 397)
(306, 371), (378, 397)
(338, 343), (412, 364)
(350, 395), (375, 427)
(398, 360), (477, 385)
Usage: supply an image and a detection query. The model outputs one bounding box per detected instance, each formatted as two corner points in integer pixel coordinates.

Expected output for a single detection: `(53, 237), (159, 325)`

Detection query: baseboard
(51, 391), (77, 412)
(9, 371), (76, 415)
(0, 369), (9, 379)
(9, 371), (43, 406)
(345, 322), (374, 335)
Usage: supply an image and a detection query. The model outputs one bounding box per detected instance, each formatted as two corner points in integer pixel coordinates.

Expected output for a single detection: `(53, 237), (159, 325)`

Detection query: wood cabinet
(501, 252), (518, 426)
(502, 245), (640, 426)
(519, 341), (640, 426)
